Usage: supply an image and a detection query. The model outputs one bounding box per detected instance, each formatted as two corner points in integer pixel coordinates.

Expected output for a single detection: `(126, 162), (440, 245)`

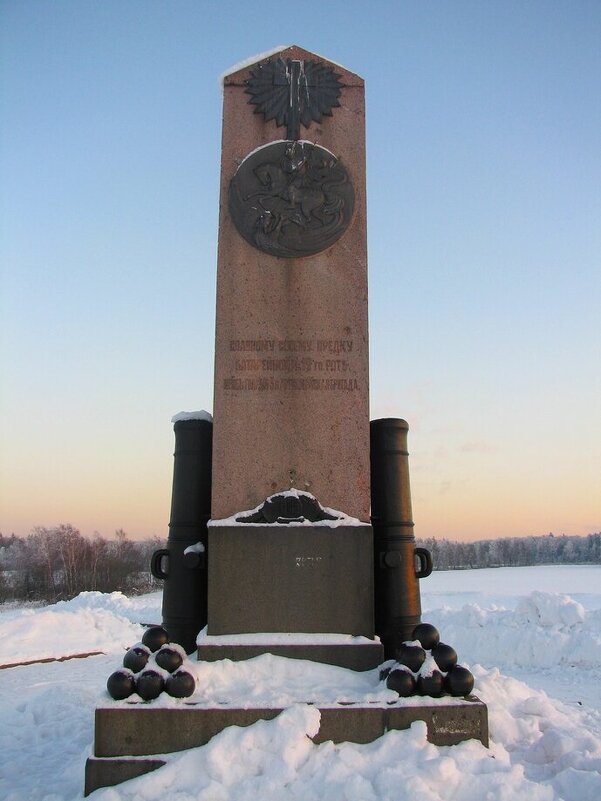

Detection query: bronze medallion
(228, 140), (355, 258)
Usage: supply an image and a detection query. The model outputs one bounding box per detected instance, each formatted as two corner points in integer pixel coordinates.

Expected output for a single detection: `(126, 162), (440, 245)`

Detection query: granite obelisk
(212, 45), (370, 522)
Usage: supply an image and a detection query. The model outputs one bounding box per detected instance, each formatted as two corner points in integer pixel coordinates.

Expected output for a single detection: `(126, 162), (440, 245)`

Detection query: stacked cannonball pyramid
(106, 626), (196, 701)
(382, 623), (475, 698)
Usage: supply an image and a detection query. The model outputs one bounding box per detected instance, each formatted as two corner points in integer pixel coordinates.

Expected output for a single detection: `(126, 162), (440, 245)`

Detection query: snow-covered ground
(1, 565), (600, 801)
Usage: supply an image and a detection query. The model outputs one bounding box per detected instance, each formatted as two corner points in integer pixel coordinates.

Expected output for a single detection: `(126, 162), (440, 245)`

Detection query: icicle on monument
(85, 46), (488, 794)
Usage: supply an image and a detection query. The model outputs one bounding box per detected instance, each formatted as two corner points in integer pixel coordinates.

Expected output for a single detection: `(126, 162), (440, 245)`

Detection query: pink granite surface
(212, 46), (370, 521)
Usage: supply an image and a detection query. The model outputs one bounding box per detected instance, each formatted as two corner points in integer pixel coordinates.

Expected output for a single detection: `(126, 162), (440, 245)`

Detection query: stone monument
(84, 47), (488, 795)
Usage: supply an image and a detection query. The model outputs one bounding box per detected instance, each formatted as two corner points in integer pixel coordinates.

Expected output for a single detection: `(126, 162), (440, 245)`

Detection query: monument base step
(86, 697), (488, 793)
(85, 757), (165, 796)
(197, 640), (384, 670)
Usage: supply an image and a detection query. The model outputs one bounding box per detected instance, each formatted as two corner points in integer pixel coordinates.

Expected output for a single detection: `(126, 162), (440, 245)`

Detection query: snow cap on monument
(222, 45), (364, 86)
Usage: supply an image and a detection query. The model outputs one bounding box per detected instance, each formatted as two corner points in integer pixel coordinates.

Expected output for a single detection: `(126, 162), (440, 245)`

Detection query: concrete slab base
(197, 641), (384, 670)
(86, 697), (488, 793)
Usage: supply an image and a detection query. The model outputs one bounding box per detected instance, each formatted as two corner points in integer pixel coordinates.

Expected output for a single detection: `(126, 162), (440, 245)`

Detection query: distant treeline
(0, 525), (166, 604)
(417, 532), (601, 571)
(1, 526), (600, 605)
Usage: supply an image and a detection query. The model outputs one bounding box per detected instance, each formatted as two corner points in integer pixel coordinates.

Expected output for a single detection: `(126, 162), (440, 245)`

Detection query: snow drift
(1, 567), (601, 801)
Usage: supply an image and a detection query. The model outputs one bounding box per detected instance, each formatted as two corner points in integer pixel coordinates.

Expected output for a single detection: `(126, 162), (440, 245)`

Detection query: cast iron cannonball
(136, 669), (164, 701)
(379, 665), (392, 681)
(165, 669), (196, 698)
(142, 625), (169, 653)
(411, 623), (440, 651)
(431, 642), (458, 673)
(123, 645), (150, 673)
(444, 666), (475, 697)
(155, 645), (184, 673)
(386, 668), (417, 697)
(107, 669), (135, 700)
(395, 643), (426, 673)
(417, 670), (445, 697)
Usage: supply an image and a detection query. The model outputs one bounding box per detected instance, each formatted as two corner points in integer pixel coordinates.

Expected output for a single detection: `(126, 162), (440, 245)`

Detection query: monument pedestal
(207, 522), (375, 636)
(201, 519), (381, 669)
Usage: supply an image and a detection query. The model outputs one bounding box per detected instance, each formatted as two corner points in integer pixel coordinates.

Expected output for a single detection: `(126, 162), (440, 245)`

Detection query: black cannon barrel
(370, 418), (432, 658)
(151, 417), (212, 654)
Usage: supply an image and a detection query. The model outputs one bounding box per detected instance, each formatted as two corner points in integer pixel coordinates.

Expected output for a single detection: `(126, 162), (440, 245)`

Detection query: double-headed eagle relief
(245, 57), (343, 141)
(228, 58), (355, 258)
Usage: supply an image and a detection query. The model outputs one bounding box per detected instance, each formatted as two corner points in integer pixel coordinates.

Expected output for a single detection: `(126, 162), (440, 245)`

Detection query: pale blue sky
(1, 1), (599, 540)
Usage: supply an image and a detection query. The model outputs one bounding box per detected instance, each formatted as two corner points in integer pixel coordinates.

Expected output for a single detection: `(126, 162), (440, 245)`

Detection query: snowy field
(1, 565), (600, 801)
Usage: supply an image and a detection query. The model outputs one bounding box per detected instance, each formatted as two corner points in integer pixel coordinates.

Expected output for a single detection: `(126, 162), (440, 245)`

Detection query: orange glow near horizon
(2, 440), (598, 542)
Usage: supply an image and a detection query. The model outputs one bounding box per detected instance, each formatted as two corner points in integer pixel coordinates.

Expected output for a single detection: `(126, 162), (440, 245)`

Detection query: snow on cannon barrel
(151, 413), (212, 654)
(370, 418), (433, 658)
